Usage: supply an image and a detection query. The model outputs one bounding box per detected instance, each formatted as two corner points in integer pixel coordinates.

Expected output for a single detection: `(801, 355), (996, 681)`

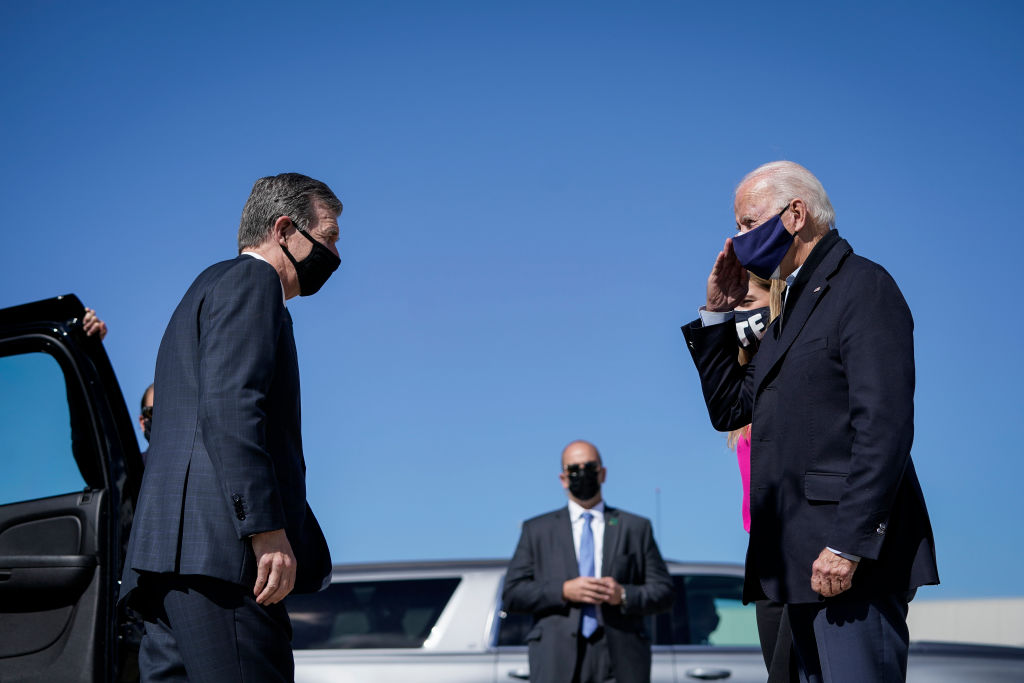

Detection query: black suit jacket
(502, 505), (674, 683)
(121, 255), (331, 602)
(683, 230), (938, 604)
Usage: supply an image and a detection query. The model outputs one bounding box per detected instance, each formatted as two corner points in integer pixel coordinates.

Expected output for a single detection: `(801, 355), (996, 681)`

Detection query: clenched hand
(251, 528), (296, 605)
(810, 548), (858, 598)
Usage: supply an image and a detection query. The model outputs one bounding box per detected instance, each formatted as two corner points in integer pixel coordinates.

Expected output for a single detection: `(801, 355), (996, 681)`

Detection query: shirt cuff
(826, 547), (862, 562)
(698, 306), (734, 326)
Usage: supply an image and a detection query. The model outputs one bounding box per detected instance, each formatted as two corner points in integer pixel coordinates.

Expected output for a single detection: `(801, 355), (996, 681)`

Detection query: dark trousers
(135, 574), (294, 683)
(788, 592), (911, 683)
(573, 628), (615, 683)
(756, 599), (799, 683)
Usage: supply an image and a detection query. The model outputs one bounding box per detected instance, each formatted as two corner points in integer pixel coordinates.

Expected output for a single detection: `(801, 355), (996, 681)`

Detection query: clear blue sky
(2, 1), (1021, 600)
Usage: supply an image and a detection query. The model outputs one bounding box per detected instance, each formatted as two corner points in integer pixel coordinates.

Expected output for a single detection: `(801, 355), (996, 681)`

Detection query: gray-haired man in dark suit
(503, 440), (674, 683)
(120, 173), (341, 682)
(682, 161), (938, 682)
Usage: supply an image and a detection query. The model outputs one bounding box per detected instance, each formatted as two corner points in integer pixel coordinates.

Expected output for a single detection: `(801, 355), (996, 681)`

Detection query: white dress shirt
(568, 499), (605, 577)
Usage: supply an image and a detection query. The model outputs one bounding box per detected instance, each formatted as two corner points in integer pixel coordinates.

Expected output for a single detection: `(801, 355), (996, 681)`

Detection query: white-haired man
(682, 161), (938, 682)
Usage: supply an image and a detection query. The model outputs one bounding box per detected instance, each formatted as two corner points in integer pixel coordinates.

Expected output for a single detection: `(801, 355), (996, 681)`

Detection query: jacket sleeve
(828, 267), (915, 559)
(620, 519), (675, 616)
(502, 521), (567, 615)
(197, 259), (287, 539)
(681, 318), (755, 432)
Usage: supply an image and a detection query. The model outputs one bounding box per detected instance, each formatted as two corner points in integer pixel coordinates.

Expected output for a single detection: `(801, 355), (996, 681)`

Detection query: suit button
(237, 512), (246, 520)
(876, 522), (887, 535)
(232, 494), (241, 503)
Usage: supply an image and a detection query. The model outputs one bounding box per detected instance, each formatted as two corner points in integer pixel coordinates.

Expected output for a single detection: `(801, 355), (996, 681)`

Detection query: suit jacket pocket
(788, 336), (828, 359)
(525, 624), (543, 642)
(804, 471), (847, 502)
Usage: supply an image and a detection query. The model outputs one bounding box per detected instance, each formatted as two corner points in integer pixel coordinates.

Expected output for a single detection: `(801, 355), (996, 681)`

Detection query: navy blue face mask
(731, 204), (792, 280)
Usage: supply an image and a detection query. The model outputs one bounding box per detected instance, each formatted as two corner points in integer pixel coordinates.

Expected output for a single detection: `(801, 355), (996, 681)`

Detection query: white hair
(738, 161), (836, 230)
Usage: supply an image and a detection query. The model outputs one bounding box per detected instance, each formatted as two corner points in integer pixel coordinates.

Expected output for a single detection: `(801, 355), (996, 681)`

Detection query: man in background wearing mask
(120, 173), (340, 682)
(138, 383), (153, 463)
(682, 161), (938, 682)
(503, 440), (674, 683)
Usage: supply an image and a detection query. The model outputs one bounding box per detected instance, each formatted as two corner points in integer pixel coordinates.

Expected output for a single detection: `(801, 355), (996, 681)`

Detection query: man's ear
(559, 471), (570, 490)
(599, 467), (607, 484)
(273, 215), (294, 245)
(789, 198), (808, 235)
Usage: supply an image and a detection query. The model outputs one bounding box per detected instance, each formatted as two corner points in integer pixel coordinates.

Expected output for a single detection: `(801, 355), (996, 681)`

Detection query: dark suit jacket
(502, 505), (674, 683)
(683, 230), (938, 605)
(121, 255), (331, 602)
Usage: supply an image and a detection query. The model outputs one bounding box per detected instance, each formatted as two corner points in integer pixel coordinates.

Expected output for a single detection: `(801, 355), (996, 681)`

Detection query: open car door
(0, 294), (143, 682)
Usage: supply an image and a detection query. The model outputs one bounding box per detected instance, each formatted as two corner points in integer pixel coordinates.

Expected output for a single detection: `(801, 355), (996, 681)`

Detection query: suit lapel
(555, 507), (579, 577)
(754, 234), (851, 393)
(602, 506), (621, 578)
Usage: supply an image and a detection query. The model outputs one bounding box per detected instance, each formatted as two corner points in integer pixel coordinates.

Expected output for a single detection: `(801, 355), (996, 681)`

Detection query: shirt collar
(242, 251), (287, 306)
(568, 499), (605, 520)
(785, 264), (802, 289)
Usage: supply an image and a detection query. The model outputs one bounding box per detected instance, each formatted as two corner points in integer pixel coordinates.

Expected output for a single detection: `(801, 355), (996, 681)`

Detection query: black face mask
(142, 417), (151, 443)
(735, 306), (771, 350)
(281, 228), (341, 296)
(566, 462), (602, 501)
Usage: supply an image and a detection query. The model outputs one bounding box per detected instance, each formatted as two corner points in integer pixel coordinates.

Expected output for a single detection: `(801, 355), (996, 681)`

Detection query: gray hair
(738, 161), (836, 230)
(237, 173), (343, 252)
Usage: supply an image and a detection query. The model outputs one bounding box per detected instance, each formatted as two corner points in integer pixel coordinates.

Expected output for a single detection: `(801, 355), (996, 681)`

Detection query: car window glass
(652, 574), (759, 646)
(286, 577), (461, 649)
(0, 352), (86, 504)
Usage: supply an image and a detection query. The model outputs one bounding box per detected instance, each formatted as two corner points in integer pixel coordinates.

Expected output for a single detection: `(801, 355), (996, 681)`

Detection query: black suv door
(0, 294), (142, 682)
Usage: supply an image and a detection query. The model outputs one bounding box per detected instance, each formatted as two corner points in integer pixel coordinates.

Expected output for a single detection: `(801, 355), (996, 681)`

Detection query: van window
(654, 574), (759, 646)
(287, 577), (461, 649)
(0, 352), (86, 505)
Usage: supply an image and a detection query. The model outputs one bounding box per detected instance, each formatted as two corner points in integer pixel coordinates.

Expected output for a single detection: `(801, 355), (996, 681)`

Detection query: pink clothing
(737, 434), (752, 532)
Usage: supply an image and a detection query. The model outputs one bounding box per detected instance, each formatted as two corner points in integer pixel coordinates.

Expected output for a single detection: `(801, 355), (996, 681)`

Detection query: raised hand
(706, 238), (749, 312)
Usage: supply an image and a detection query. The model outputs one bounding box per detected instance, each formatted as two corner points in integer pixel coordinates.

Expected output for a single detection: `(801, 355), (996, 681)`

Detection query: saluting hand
(251, 529), (297, 605)
(706, 238), (748, 312)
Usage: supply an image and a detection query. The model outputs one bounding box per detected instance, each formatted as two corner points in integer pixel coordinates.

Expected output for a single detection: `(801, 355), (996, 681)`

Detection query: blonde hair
(727, 274), (784, 450)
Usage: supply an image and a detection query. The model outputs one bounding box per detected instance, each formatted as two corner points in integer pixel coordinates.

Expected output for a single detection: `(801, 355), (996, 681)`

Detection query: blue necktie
(579, 511), (598, 638)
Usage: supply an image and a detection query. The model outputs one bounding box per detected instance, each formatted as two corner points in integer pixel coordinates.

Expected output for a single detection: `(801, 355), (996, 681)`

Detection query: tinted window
(286, 577), (461, 649)
(0, 352), (86, 504)
(651, 574), (759, 646)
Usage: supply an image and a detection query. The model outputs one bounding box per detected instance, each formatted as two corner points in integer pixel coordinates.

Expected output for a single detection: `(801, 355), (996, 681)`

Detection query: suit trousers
(573, 628), (615, 683)
(788, 592), (911, 683)
(756, 600), (799, 683)
(136, 574), (294, 683)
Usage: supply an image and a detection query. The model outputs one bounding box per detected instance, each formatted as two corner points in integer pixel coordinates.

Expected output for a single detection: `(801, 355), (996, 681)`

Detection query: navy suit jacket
(502, 505), (674, 683)
(121, 255), (331, 601)
(683, 230), (938, 604)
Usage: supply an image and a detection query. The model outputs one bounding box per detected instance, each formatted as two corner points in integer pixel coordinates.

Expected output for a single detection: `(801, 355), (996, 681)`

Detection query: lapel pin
(813, 286), (821, 293)
(608, 517), (618, 526)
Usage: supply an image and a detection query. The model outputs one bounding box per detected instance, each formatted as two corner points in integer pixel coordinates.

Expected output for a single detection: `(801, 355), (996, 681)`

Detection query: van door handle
(685, 668), (731, 680)
(507, 668), (530, 680)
